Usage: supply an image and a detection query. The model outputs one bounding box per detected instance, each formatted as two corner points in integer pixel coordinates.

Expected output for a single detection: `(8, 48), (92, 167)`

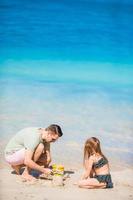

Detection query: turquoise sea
(0, 0), (133, 167)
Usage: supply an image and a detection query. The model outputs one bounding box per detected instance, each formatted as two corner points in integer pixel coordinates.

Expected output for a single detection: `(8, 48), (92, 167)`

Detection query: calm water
(0, 0), (133, 63)
(0, 0), (133, 167)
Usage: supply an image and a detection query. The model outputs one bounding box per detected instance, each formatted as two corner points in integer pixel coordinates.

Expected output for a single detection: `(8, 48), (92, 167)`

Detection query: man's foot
(11, 165), (21, 175)
(21, 173), (36, 182)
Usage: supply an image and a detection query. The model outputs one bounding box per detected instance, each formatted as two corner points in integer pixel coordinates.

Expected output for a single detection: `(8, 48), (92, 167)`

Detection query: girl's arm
(81, 156), (94, 179)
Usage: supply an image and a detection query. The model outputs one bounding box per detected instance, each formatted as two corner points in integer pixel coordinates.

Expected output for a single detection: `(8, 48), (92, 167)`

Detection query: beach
(1, 136), (133, 200)
(0, 161), (133, 200)
(0, 69), (133, 199)
(1, 0), (133, 199)
(0, 73), (133, 199)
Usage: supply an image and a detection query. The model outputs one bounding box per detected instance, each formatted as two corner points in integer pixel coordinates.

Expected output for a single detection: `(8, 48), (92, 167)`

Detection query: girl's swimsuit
(93, 158), (113, 188)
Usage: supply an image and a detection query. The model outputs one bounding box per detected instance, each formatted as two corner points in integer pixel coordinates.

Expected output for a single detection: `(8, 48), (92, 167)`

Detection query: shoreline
(1, 138), (133, 171)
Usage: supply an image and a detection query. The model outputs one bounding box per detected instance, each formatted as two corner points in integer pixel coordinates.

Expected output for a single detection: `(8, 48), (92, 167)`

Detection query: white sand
(0, 166), (133, 200)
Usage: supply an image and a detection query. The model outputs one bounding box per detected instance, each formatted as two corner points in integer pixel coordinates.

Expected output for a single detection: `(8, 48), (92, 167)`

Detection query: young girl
(76, 137), (113, 189)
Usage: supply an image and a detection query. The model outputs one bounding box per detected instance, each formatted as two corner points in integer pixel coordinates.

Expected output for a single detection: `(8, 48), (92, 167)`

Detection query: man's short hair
(46, 124), (63, 137)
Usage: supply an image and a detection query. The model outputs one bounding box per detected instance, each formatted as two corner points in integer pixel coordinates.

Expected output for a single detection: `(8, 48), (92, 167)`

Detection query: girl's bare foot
(73, 181), (79, 185)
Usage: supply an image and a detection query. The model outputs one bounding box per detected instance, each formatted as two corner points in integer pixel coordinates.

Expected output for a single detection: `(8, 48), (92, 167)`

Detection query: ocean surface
(0, 0), (133, 167)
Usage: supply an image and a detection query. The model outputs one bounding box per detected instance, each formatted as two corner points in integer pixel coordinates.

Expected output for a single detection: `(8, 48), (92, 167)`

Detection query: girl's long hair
(83, 137), (108, 165)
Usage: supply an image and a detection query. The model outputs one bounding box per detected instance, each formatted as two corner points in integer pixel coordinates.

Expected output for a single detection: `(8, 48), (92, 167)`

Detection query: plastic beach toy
(52, 164), (64, 186)
(52, 164), (64, 176)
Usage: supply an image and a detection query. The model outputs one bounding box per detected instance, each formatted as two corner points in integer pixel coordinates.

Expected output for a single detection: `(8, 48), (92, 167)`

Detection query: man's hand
(42, 167), (52, 174)
(24, 150), (52, 173)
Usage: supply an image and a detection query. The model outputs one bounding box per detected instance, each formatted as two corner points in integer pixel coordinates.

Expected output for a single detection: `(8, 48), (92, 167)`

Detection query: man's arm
(24, 150), (51, 174)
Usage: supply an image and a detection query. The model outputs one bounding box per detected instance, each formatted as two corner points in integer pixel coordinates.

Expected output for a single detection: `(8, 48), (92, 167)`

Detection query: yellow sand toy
(52, 164), (64, 186)
(39, 164), (69, 186)
(52, 164), (64, 176)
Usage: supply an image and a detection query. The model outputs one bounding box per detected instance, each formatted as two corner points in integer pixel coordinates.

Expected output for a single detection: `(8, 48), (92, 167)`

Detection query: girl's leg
(78, 178), (106, 189)
(79, 184), (106, 189)
(90, 169), (95, 178)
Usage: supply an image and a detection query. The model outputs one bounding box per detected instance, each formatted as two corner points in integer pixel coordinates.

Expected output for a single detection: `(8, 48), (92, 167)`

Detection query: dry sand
(0, 140), (133, 200)
(0, 165), (133, 200)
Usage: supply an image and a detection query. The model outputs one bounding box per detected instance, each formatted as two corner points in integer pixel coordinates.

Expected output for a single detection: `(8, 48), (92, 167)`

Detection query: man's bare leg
(11, 165), (22, 175)
(21, 143), (45, 181)
(11, 164), (35, 181)
(11, 164), (25, 175)
(21, 167), (36, 181)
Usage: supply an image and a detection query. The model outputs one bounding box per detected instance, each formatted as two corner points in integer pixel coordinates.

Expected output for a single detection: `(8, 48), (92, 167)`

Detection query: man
(5, 124), (63, 181)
